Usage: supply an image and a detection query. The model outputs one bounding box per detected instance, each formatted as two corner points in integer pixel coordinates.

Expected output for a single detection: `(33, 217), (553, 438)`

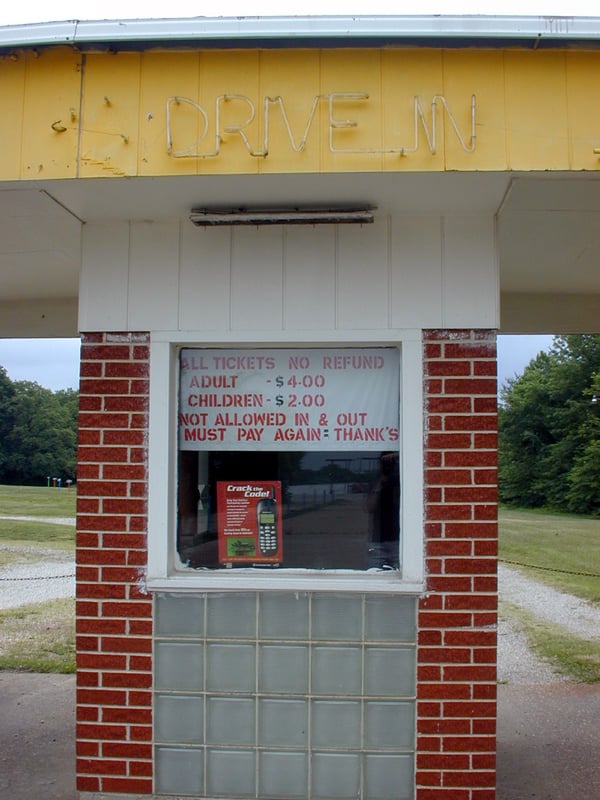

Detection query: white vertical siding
(337, 217), (390, 330)
(128, 221), (180, 331)
(390, 216), (443, 329)
(179, 224), (231, 331)
(230, 227), (284, 330)
(284, 226), (336, 330)
(79, 213), (499, 333)
(442, 215), (498, 328)
(79, 221), (129, 330)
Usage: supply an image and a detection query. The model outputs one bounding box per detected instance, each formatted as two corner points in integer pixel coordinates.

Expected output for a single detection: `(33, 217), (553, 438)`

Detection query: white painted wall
(0, 297), (78, 337)
(79, 213), (498, 333)
(77, 211), (498, 591)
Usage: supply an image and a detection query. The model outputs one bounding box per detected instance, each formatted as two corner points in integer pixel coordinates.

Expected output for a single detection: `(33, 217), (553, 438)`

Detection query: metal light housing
(189, 207), (375, 226)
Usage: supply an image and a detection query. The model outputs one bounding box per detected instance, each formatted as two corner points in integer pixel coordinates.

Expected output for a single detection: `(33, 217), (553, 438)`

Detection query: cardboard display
(217, 481), (283, 565)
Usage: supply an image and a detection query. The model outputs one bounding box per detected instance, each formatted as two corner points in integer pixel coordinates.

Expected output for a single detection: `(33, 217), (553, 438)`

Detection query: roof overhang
(2, 14), (600, 52)
(0, 15), (599, 337)
(1, 170), (599, 337)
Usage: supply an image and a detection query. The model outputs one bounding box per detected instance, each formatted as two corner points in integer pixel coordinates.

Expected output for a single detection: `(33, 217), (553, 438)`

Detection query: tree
(0, 366), (16, 482)
(565, 371), (600, 514)
(0, 375), (78, 485)
(499, 335), (600, 515)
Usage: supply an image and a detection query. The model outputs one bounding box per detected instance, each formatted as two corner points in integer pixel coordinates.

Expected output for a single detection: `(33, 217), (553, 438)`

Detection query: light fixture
(189, 207), (375, 226)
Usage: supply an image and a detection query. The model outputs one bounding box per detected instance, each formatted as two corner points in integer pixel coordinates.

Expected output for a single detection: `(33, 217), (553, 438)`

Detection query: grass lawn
(0, 518), (75, 565)
(0, 485), (76, 671)
(1, 487), (598, 676)
(499, 507), (600, 603)
(0, 484), (76, 564)
(499, 507), (600, 683)
(0, 483), (76, 518)
(0, 516), (75, 544)
(500, 601), (600, 683)
(0, 599), (75, 673)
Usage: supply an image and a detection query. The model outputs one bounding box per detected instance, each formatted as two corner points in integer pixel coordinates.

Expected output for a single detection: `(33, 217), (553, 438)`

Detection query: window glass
(177, 348), (400, 571)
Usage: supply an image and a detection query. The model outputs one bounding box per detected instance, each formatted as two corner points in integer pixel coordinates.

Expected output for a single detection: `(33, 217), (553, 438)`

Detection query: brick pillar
(76, 332), (153, 795)
(417, 330), (498, 800)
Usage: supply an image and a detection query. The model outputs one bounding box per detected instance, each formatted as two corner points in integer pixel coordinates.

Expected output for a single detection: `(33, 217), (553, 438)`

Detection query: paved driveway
(1, 672), (599, 800)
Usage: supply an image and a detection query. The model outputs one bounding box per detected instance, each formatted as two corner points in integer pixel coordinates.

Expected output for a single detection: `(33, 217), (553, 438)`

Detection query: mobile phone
(257, 497), (278, 556)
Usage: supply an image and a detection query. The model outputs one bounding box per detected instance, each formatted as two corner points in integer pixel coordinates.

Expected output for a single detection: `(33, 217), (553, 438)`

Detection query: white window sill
(146, 569), (425, 594)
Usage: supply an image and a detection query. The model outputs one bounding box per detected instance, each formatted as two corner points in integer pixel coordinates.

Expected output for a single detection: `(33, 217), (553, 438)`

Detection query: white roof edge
(1, 15), (600, 48)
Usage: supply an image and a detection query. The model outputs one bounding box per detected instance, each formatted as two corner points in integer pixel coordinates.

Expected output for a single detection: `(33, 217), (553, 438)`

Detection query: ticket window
(176, 347), (401, 572)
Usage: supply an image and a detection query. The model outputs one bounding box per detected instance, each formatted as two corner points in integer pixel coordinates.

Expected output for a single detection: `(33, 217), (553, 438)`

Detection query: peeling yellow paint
(0, 45), (598, 181)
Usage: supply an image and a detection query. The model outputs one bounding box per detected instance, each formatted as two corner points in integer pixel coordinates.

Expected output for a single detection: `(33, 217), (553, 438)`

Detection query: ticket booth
(1, 13), (600, 800)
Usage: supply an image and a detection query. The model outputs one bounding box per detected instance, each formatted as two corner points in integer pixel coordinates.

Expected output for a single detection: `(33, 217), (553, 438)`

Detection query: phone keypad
(259, 524), (278, 554)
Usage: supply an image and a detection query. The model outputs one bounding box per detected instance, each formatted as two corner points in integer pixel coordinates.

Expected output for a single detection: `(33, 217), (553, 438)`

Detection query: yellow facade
(1, 45), (600, 179)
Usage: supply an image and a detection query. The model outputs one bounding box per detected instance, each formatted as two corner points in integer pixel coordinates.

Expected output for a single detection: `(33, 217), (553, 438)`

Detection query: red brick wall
(76, 332), (153, 795)
(418, 330), (498, 800)
(74, 329), (497, 798)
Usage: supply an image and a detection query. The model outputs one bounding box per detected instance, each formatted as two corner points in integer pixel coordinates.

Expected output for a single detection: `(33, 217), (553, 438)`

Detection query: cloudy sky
(0, 2), (586, 390)
(0, 336), (555, 393)
(0, 0), (597, 25)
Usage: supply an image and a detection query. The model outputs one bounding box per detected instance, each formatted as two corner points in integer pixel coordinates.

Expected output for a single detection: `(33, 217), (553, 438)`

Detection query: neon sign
(166, 92), (476, 159)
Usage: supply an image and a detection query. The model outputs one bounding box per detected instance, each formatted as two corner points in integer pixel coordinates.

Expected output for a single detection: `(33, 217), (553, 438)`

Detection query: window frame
(147, 331), (424, 593)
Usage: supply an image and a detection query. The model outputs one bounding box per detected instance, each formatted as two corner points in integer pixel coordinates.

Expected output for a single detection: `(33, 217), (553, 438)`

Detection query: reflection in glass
(177, 450), (400, 571)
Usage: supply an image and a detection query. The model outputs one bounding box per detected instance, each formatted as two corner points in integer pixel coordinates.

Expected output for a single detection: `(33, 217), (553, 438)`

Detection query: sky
(0, 0), (598, 26)
(0, 2), (586, 391)
(0, 335), (554, 392)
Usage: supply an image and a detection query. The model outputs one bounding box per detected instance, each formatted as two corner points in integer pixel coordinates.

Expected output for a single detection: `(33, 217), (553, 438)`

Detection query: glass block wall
(154, 592), (417, 799)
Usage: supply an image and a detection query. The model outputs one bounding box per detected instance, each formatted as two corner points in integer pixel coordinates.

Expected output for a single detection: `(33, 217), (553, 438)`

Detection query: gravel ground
(0, 515), (75, 610)
(497, 616), (567, 684)
(0, 555), (75, 609)
(0, 515), (75, 526)
(498, 562), (600, 684)
(498, 562), (600, 640)
(2, 518), (598, 686)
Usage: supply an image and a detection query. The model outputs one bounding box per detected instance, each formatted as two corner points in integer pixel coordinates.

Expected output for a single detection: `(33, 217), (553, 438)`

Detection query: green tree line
(1, 336), (598, 510)
(499, 335), (600, 516)
(0, 366), (78, 485)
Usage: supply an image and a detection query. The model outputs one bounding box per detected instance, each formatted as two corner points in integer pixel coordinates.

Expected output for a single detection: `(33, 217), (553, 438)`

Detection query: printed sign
(217, 481), (283, 565)
(179, 347), (399, 451)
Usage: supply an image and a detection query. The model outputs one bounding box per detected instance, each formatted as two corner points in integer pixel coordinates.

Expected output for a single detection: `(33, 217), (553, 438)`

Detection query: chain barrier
(500, 558), (600, 579)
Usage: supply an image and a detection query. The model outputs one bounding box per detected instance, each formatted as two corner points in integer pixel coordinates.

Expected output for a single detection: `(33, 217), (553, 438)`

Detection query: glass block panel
(206, 748), (256, 798)
(311, 594), (363, 641)
(364, 753), (414, 800)
(155, 592), (205, 637)
(311, 646), (362, 696)
(206, 696), (255, 745)
(258, 698), (308, 747)
(364, 701), (415, 750)
(155, 641), (204, 691)
(312, 752), (361, 800)
(207, 593), (257, 639)
(311, 700), (361, 748)
(155, 693), (204, 744)
(364, 596), (417, 643)
(259, 645), (309, 694)
(259, 751), (308, 799)
(259, 593), (309, 640)
(364, 647), (416, 697)
(206, 643), (256, 692)
(155, 746), (203, 796)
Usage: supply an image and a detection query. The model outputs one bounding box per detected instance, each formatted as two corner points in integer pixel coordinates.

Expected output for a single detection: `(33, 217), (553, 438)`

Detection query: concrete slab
(497, 684), (600, 800)
(1, 673), (599, 799)
(0, 672), (77, 800)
